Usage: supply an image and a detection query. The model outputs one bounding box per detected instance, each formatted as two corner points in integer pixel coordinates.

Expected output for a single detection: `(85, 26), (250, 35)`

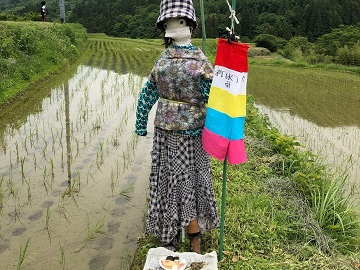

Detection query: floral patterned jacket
(135, 45), (213, 137)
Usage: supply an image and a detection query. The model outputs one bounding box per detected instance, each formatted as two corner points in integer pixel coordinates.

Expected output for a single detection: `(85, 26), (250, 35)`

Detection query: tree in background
(315, 24), (360, 56)
(1, 0), (360, 43)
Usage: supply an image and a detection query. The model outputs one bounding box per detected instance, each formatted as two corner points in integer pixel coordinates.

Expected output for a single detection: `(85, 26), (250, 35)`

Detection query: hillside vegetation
(1, 0), (360, 41)
(0, 21), (87, 106)
(1, 0), (360, 68)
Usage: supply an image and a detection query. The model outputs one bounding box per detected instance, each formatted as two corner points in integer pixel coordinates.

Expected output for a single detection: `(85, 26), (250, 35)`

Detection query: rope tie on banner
(226, 0), (239, 32)
(225, 0), (240, 43)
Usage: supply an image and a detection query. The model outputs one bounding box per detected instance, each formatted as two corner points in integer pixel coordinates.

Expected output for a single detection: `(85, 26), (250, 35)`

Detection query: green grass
(0, 21), (87, 106)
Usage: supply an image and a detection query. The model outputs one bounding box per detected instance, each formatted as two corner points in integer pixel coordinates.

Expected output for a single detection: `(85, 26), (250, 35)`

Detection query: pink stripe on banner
(202, 127), (228, 162)
(202, 128), (247, 165)
(228, 139), (247, 165)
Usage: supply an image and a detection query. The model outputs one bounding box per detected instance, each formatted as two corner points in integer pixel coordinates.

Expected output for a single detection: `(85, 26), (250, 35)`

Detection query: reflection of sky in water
(256, 103), (360, 188)
(0, 65), (150, 269)
(0, 65), (147, 179)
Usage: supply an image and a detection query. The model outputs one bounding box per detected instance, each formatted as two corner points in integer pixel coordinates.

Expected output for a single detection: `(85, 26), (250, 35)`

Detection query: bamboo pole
(231, 0), (236, 32)
(218, 157), (227, 261)
(218, 0), (236, 262)
(199, 0), (206, 54)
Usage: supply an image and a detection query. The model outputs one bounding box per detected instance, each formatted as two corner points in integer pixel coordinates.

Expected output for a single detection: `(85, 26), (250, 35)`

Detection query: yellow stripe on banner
(208, 86), (246, 117)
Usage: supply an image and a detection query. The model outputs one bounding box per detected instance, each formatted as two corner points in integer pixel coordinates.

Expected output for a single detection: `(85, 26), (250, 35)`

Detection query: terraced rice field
(0, 35), (163, 270)
(248, 65), (360, 189)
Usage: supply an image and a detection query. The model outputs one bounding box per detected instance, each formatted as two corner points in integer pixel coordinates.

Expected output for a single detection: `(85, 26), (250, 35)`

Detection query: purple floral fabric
(150, 47), (214, 130)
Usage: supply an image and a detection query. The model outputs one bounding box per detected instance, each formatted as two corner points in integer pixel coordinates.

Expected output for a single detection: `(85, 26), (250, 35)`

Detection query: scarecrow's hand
(135, 130), (147, 136)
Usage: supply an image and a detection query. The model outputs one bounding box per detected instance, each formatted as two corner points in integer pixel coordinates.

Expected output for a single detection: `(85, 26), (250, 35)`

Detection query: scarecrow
(135, 0), (220, 254)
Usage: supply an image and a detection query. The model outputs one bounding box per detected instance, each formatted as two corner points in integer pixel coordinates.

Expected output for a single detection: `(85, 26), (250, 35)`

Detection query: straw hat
(156, 0), (197, 29)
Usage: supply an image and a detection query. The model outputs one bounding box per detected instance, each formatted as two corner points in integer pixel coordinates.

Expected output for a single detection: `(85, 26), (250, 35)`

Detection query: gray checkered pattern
(145, 128), (219, 245)
(157, 0), (197, 26)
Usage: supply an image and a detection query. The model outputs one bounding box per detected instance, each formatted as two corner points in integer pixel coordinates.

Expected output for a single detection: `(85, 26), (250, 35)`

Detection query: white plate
(158, 256), (187, 270)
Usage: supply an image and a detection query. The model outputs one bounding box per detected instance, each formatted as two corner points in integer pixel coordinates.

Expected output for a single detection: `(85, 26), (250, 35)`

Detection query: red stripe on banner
(214, 39), (249, 73)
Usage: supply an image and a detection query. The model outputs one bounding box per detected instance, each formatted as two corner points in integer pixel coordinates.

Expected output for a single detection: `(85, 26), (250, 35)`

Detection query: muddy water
(254, 104), (360, 191)
(0, 65), (155, 269)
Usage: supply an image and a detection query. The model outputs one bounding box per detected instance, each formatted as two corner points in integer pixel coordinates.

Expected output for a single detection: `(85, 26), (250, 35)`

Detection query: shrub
(336, 43), (360, 66)
(254, 34), (285, 52)
(248, 47), (271, 57)
(305, 51), (334, 65)
(280, 37), (314, 62)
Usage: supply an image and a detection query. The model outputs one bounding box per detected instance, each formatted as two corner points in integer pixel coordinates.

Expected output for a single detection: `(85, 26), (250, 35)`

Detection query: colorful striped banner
(202, 38), (249, 165)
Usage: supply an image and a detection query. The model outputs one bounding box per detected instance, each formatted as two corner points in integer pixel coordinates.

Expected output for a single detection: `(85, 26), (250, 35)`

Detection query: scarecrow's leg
(187, 219), (201, 253)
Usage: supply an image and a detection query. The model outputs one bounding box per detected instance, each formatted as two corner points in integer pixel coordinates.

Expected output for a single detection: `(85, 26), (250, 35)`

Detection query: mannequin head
(161, 17), (194, 46)
(156, 0), (197, 46)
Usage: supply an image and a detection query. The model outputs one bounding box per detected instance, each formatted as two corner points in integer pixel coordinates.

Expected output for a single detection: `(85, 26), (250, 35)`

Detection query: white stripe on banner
(211, 65), (248, 95)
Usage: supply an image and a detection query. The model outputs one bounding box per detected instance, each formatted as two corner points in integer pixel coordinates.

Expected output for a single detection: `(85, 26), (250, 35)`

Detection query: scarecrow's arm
(200, 79), (212, 103)
(135, 80), (159, 136)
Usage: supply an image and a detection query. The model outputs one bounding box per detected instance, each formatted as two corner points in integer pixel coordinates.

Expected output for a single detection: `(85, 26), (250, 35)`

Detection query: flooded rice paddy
(255, 104), (360, 186)
(248, 65), (360, 191)
(0, 64), (155, 269)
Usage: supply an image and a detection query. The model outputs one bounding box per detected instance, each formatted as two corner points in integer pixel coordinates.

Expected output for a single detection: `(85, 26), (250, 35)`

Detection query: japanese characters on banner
(202, 38), (250, 165)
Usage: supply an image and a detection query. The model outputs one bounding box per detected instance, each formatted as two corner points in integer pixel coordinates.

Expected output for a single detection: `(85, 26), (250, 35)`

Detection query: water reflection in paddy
(0, 65), (153, 269)
(255, 104), (360, 190)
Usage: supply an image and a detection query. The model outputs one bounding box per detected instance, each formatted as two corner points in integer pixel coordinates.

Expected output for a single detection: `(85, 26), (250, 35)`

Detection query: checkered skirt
(145, 128), (219, 244)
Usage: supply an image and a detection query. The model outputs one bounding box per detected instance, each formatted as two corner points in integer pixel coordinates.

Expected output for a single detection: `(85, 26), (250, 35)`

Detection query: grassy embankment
(1, 27), (360, 269)
(0, 21), (87, 107)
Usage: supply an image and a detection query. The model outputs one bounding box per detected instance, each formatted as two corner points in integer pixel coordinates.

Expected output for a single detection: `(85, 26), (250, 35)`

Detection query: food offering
(159, 255), (186, 270)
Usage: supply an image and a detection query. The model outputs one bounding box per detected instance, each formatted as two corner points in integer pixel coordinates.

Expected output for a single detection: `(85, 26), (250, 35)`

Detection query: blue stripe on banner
(205, 107), (245, 140)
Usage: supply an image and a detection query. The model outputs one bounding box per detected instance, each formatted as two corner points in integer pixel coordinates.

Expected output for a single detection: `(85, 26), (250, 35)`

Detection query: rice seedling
(17, 238), (30, 270)
(6, 178), (17, 199)
(20, 157), (26, 181)
(111, 169), (115, 196)
(59, 241), (66, 270)
(41, 138), (48, 158)
(0, 175), (4, 215)
(25, 178), (31, 204)
(56, 200), (73, 224)
(45, 206), (52, 242)
(75, 138), (80, 158)
(9, 161), (13, 181)
(74, 171), (81, 192)
(42, 166), (49, 194)
(15, 141), (19, 162)
(32, 153), (37, 171)
(50, 158), (54, 182)
(118, 184), (134, 202)
(77, 216), (105, 252)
